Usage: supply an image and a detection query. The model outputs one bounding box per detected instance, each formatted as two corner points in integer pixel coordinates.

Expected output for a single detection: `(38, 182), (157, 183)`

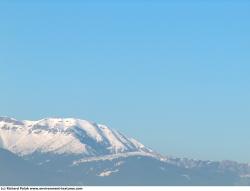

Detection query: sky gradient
(0, 0), (250, 162)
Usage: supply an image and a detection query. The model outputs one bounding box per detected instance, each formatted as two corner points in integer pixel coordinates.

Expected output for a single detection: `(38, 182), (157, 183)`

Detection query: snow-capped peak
(0, 117), (152, 157)
(0, 116), (24, 125)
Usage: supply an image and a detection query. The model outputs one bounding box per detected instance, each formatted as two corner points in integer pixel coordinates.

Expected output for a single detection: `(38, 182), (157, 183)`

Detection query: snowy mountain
(0, 117), (152, 156)
(0, 116), (250, 186)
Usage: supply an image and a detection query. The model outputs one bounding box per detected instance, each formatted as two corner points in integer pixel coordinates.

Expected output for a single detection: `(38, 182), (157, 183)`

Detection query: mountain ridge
(0, 116), (250, 186)
(0, 116), (153, 156)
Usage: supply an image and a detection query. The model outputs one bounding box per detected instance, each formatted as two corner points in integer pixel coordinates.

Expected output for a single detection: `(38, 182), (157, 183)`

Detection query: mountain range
(0, 116), (249, 186)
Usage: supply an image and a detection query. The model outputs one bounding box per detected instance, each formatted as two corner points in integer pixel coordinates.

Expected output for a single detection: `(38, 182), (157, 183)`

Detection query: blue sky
(0, 0), (250, 162)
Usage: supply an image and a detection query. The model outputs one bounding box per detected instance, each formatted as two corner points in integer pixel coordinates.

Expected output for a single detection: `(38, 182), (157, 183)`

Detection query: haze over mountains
(0, 116), (250, 186)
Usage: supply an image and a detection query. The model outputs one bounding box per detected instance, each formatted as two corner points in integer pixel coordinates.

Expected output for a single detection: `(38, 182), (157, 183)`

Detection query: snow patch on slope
(73, 151), (166, 165)
(98, 169), (119, 177)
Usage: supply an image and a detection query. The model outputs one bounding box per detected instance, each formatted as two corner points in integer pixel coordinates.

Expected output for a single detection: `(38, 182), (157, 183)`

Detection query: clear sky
(0, 0), (249, 163)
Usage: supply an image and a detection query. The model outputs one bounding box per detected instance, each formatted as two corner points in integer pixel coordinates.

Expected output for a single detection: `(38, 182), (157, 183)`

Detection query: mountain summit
(0, 117), (152, 156)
